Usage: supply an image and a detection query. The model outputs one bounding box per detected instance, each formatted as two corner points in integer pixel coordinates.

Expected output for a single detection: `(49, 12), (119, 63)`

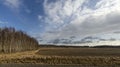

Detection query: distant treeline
(0, 27), (39, 53)
(39, 44), (120, 48)
(39, 44), (90, 48)
(92, 45), (120, 48)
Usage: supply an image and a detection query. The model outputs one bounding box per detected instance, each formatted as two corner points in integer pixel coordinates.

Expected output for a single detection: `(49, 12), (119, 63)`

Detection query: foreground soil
(1, 48), (120, 66)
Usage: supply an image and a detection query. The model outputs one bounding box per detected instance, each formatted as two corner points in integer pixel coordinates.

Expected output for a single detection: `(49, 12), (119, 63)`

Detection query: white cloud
(40, 0), (120, 43)
(38, 15), (43, 20)
(25, 8), (31, 13)
(3, 0), (22, 9)
(43, 0), (87, 28)
(0, 20), (8, 24)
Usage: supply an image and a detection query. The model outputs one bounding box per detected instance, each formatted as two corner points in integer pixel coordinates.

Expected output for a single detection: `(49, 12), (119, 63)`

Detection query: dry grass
(0, 48), (120, 66)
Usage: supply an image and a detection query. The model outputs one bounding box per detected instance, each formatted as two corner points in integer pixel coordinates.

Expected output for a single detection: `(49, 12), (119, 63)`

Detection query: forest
(0, 27), (39, 53)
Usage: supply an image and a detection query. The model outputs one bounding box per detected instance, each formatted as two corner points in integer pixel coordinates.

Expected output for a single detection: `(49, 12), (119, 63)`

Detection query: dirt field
(37, 48), (120, 56)
(1, 48), (120, 66)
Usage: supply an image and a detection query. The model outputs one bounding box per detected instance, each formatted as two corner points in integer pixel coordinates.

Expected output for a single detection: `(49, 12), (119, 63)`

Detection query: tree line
(0, 27), (39, 53)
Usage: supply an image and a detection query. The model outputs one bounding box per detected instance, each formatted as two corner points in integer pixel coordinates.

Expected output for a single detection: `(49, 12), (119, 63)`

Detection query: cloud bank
(39, 0), (120, 43)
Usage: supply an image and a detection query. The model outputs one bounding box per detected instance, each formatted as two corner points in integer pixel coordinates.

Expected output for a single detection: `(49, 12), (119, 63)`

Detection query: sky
(0, 0), (120, 44)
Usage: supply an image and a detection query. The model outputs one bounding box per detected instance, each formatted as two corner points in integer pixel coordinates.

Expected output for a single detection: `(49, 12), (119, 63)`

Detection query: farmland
(37, 48), (120, 56)
(1, 47), (120, 66)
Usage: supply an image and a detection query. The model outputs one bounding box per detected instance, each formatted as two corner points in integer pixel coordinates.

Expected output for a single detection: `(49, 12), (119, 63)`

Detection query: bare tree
(0, 27), (39, 53)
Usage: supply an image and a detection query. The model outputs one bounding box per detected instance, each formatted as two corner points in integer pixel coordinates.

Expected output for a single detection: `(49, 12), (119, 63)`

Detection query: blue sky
(0, 0), (45, 33)
(0, 0), (120, 44)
